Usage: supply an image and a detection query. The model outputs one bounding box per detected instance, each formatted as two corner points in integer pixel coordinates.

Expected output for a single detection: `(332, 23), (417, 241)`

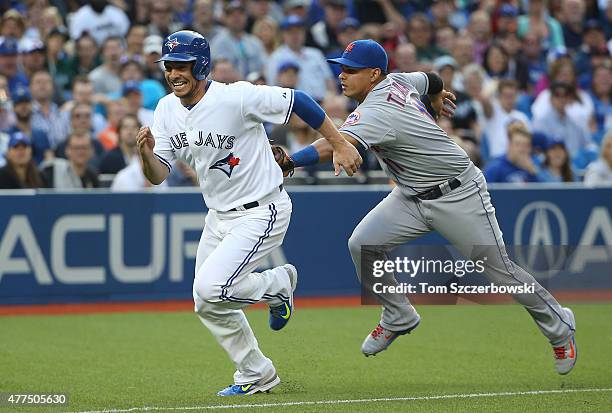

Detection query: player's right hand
(439, 90), (457, 118)
(333, 139), (362, 177)
(136, 126), (156, 158)
(430, 89), (456, 119)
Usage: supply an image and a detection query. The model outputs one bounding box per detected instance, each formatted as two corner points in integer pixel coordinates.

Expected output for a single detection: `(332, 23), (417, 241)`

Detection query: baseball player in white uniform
(136, 31), (362, 396)
(278, 40), (577, 375)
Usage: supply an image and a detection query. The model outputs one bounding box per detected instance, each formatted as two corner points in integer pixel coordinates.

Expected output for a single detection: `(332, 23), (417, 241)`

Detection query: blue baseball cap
(339, 17), (360, 32)
(530, 131), (549, 152)
(278, 61), (300, 72)
(545, 136), (566, 150)
(122, 80), (141, 96)
(499, 4), (518, 17)
(280, 14), (305, 30)
(327, 39), (388, 73)
(583, 19), (603, 32)
(0, 36), (19, 55)
(8, 131), (31, 148)
(12, 87), (31, 103)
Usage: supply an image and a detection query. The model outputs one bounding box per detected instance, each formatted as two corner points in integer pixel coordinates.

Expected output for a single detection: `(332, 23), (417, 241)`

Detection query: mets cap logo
(342, 111), (360, 127)
(210, 153), (241, 178)
(345, 42), (355, 53)
(165, 38), (180, 51)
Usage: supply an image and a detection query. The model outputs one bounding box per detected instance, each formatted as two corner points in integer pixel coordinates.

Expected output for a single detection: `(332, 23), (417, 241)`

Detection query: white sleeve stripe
(283, 89), (295, 125)
(154, 153), (172, 172)
(340, 129), (369, 149)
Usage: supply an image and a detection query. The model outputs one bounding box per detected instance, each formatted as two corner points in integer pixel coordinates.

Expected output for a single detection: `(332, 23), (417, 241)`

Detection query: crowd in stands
(0, 0), (610, 190)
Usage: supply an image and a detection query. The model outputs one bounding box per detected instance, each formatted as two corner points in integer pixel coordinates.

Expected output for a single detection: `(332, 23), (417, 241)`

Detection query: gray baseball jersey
(339, 72), (470, 195)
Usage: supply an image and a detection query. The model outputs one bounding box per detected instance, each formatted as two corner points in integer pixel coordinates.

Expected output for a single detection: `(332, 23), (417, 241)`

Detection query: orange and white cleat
(361, 318), (420, 357)
(552, 308), (577, 375)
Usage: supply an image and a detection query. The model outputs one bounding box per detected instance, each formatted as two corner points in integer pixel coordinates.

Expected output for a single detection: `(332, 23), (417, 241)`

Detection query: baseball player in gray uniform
(277, 40), (577, 375)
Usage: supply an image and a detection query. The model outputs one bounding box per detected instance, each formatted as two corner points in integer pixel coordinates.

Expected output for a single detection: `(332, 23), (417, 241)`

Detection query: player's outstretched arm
(272, 133), (360, 177)
(311, 133), (360, 163)
(292, 90), (362, 176)
(136, 126), (170, 185)
(318, 115), (363, 176)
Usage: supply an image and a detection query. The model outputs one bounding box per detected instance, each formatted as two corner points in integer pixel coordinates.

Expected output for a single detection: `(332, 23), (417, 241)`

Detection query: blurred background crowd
(0, 0), (610, 190)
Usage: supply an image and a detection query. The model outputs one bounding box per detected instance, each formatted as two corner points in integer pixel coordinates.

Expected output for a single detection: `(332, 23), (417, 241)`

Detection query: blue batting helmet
(156, 31), (211, 80)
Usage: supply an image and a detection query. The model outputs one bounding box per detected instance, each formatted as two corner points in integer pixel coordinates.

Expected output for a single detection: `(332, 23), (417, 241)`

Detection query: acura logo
(514, 202), (568, 278)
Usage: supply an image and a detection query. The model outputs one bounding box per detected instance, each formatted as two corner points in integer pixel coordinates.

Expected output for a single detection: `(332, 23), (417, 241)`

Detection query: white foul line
(66, 388), (612, 413)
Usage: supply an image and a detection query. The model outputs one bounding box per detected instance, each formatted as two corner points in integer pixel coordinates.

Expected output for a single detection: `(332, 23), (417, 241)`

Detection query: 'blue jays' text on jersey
(152, 81), (294, 211)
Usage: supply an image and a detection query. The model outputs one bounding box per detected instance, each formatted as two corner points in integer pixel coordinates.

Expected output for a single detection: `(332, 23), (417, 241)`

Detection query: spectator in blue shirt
(0, 36), (28, 96)
(6, 87), (51, 165)
(267, 15), (335, 102)
(484, 122), (540, 183)
(519, 31), (547, 94)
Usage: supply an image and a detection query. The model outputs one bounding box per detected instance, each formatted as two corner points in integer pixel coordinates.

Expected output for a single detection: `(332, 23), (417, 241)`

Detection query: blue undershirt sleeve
(291, 145), (320, 167)
(291, 90), (325, 130)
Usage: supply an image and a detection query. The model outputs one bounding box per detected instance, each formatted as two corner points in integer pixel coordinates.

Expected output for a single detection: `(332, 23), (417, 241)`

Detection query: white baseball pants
(193, 190), (292, 385)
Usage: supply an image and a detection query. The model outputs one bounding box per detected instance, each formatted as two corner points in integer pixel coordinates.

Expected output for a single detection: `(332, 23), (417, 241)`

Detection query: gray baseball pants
(348, 165), (574, 345)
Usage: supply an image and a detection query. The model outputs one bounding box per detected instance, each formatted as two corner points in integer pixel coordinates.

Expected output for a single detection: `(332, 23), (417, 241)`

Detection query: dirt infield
(1, 291), (611, 316)
(0, 296), (361, 316)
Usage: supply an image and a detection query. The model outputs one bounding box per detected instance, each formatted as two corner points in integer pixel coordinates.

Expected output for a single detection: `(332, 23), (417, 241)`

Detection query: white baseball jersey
(152, 81), (294, 211)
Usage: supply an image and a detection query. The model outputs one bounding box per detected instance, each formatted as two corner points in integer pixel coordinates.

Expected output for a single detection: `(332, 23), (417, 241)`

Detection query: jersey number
(386, 81), (410, 107)
(387, 80), (435, 122)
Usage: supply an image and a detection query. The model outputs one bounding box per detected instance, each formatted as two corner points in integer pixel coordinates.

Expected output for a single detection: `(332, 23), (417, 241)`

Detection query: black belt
(230, 185), (283, 211)
(416, 178), (461, 200)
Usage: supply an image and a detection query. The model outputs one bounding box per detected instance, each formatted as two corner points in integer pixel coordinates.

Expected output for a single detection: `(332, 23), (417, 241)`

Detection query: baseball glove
(271, 145), (295, 177)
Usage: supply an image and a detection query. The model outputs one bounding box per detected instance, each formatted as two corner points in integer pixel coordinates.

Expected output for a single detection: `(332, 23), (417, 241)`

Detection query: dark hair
(544, 144), (574, 182)
(5, 149), (43, 188)
(76, 33), (97, 47)
(409, 13), (432, 31)
(66, 132), (93, 148)
(117, 114), (141, 135)
(591, 64), (612, 100)
(72, 75), (92, 88)
(482, 42), (509, 77)
(102, 35), (124, 50)
(549, 81), (573, 97)
(127, 24), (147, 37)
(120, 58), (144, 74)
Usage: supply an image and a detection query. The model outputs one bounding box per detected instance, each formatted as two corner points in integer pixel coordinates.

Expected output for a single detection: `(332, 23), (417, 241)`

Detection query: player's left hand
(271, 145), (295, 177)
(332, 140), (362, 177)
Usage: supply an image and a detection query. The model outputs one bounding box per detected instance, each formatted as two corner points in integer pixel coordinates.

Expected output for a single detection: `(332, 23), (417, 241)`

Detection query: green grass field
(1, 304), (612, 413)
